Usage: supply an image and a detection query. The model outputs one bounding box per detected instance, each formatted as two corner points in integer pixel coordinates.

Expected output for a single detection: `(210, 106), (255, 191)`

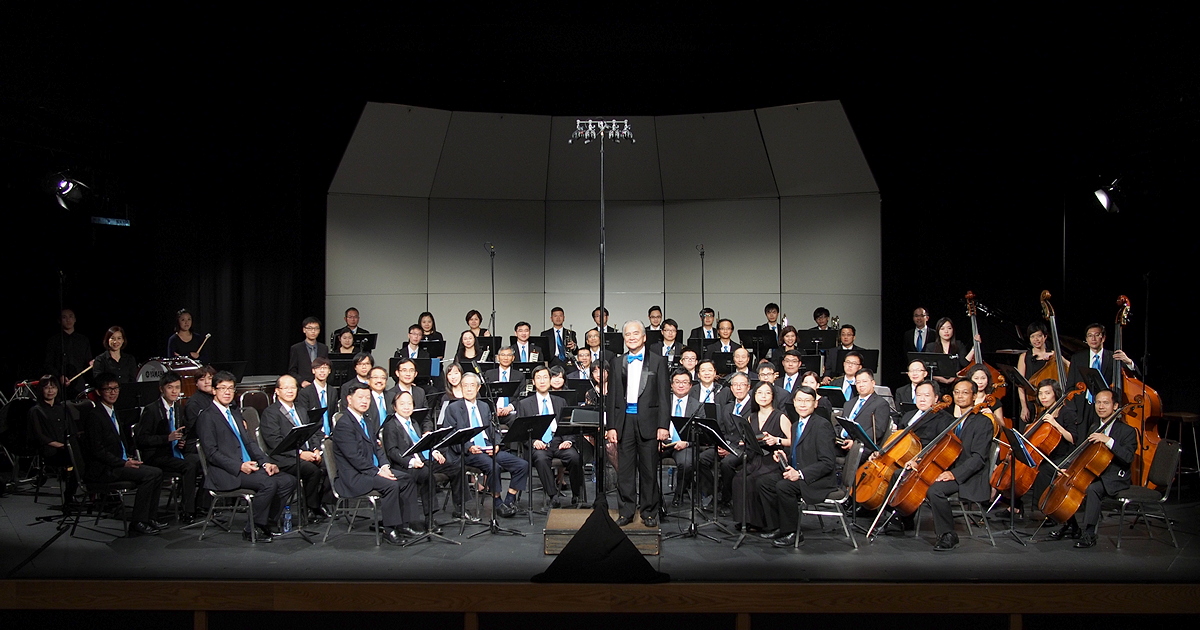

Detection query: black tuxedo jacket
(1088, 417), (1138, 495)
(136, 398), (187, 462)
(705, 339), (742, 358)
(786, 414), (838, 503)
(607, 351), (669, 440)
(647, 340), (684, 361)
(895, 383), (917, 406)
(717, 397), (753, 442)
(259, 401), (324, 467)
(842, 393), (893, 451)
(666, 395), (703, 442)
(288, 341), (329, 385)
(329, 410), (387, 497)
(904, 326), (935, 355)
(82, 405), (133, 479)
(197, 403), (269, 492)
(515, 393), (571, 447)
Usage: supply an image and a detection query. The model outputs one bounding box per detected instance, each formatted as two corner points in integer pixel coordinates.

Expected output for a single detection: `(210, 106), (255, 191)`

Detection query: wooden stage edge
(2, 581), (1199, 615)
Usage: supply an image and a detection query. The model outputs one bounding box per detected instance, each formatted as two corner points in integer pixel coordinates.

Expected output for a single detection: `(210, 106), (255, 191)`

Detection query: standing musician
(647, 305), (664, 331)
(905, 378), (993, 551)
(466, 309), (490, 338)
(382, 390), (462, 523)
(759, 385), (838, 546)
(45, 308), (91, 397)
(648, 319), (683, 361)
(606, 320), (670, 527)
(136, 371), (205, 524)
(198, 371), (296, 542)
(810, 307), (831, 331)
(512, 321), (543, 364)
(484, 346), (526, 418)
(288, 317), (329, 388)
(330, 307), (369, 346)
(443, 372), (529, 518)
(904, 307), (935, 355)
(541, 306), (577, 367)
(516, 365), (582, 508)
(260, 374), (329, 524)
(689, 307), (717, 341)
(706, 318), (741, 357)
(331, 382), (424, 544)
(92, 326), (137, 384)
(757, 302), (782, 337)
(923, 317), (973, 391)
(84, 373), (165, 535)
(592, 307), (615, 333)
(167, 309), (208, 361)
(822, 324), (863, 380)
(1046, 389), (1136, 548)
(1066, 323), (1139, 412)
(1016, 322), (1065, 424)
(296, 357), (333, 435)
(837, 368), (892, 455)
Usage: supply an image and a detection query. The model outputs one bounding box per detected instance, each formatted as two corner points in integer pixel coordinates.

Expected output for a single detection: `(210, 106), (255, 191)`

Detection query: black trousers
(698, 448), (743, 503)
(617, 422), (661, 519)
(363, 471), (421, 527)
(1081, 479), (1110, 531)
(758, 473), (822, 533)
(93, 463), (164, 523)
(532, 445), (584, 498)
(399, 461), (462, 513)
(927, 479), (961, 537)
(147, 453), (202, 514)
(236, 469), (297, 529)
(279, 459), (327, 511)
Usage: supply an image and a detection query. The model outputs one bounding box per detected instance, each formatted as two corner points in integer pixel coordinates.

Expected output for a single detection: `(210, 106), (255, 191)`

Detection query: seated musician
(665, 368), (702, 508)
(759, 385), (837, 546)
(84, 373), (165, 535)
(801, 371), (835, 418)
(260, 374), (329, 524)
(568, 347), (592, 380)
(548, 366), (567, 391)
(296, 357), (333, 435)
(198, 371), (296, 542)
(768, 326), (800, 363)
(386, 357), (427, 413)
(584, 328), (615, 366)
(399, 324), (429, 360)
(333, 330), (357, 356)
(382, 390), (462, 523)
(28, 375), (78, 502)
(837, 369), (892, 455)
(757, 302), (782, 337)
(334, 351), (372, 415)
(810, 307), (831, 331)
(689, 307), (717, 341)
(877, 380), (952, 534)
(484, 346), (526, 418)
(1047, 388), (1135, 548)
(705, 318), (741, 357)
(700, 372), (753, 516)
(331, 382), (424, 543)
(512, 321), (543, 364)
(365, 365), (390, 437)
(1030, 379), (1082, 501)
(648, 318), (683, 362)
(966, 364), (1006, 428)
(923, 317), (973, 391)
(904, 378), (993, 551)
(895, 359), (929, 406)
(823, 351), (864, 394)
(756, 361), (789, 410)
(443, 372), (530, 517)
(691, 359), (720, 405)
(678, 347), (699, 382)
(136, 371), (205, 524)
(822, 324), (863, 380)
(647, 305), (664, 331)
(717, 349), (755, 405)
(287, 317), (329, 388)
(330, 307), (369, 343)
(516, 365), (582, 508)
(778, 350), (804, 397)
(730, 381), (790, 532)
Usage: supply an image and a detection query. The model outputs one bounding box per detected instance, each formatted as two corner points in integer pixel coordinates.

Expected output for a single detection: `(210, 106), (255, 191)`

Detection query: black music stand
(797, 329), (836, 357)
(566, 379), (592, 399)
(602, 332), (624, 355)
(505, 413), (556, 520)
(466, 413), (527, 540)
(1076, 366), (1110, 401)
(328, 357), (356, 388)
(738, 329), (777, 364)
(727, 415), (774, 549)
(267, 421), (323, 543)
(645, 330), (664, 346)
(435, 425), (487, 536)
(663, 415), (731, 544)
(908, 352), (957, 387)
(390, 357), (434, 388)
(819, 386), (850, 409)
(708, 351), (735, 375)
(551, 388), (581, 407)
(476, 337), (504, 360)
(836, 417), (881, 453)
(511, 361), (541, 382)
(992, 425), (1039, 547)
(1001, 363), (1037, 398)
(402, 426), (458, 546)
(353, 333), (377, 355)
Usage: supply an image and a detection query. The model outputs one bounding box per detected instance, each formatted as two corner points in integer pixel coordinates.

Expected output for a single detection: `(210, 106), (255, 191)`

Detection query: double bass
(1027, 290), (1069, 417)
(889, 395), (996, 517)
(990, 381), (1087, 496)
(854, 395), (952, 510)
(957, 291), (1008, 404)
(1112, 296), (1163, 488)
(1039, 403), (1135, 523)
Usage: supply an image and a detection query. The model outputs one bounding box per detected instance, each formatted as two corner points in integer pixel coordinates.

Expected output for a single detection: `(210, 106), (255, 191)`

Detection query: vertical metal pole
(595, 132), (607, 501)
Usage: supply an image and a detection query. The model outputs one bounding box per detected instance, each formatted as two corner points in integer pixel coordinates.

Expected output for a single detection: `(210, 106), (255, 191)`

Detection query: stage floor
(2, 482), (1198, 583)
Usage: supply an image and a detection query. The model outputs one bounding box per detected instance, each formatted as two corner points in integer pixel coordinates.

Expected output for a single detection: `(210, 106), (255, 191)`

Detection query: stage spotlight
(45, 172), (89, 210)
(1094, 178), (1121, 214)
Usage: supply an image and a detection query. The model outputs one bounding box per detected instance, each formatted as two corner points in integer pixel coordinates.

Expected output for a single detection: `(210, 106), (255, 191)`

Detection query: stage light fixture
(45, 172), (89, 210)
(1094, 178), (1121, 214)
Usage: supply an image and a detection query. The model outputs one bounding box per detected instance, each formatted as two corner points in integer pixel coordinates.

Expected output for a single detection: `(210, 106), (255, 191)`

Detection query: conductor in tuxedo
(331, 381), (424, 544)
(288, 317), (329, 387)
(606, 320), (670, 527)
(135, 371), (203, 524)
(85, 373), (165, 536)
(516, 365), (582, 508)
(759, 386), (838, 546)
(197, 371), (296, 542)
(260, 374), (328, 523)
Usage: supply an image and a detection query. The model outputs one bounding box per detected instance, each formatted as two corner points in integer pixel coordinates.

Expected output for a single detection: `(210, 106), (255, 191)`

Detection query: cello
(1112, 296), (1163, 488)
(889, 395), (996, 517)
(990, 381), (1086, 496)
(958, 291), (1008, 404)
(1027, 290), (1069, 417)
(1038, 402), (1135, 523)
(854, 395), (952, 510)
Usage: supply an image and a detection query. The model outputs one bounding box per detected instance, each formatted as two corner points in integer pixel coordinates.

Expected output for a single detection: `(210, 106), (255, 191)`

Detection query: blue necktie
(785, 375), (794, 392)
(706, 329), (712, 339)
(167, 405), (183, 459)
(109, 409), (127, 460)
(674, 399), (683, 417)
(402, 417), (428, 459)
(498, 370), (509, 409)
(791, 418), (806, 463)
(288, 407), (300, 426)
(319, 389), (330, 434)
(355, 416), (378, 466)
(224, 409), (251, 463)
(540, 397), (555, 442)
(1088, 354), (1102, 403)
(521, 346), (528, 362)
(734, 400), (744, 415)
(469, 404), (488, 449)
(556, 330), (564, 360)
(916, 330), (923, 351)
(844, 380), (853, 400)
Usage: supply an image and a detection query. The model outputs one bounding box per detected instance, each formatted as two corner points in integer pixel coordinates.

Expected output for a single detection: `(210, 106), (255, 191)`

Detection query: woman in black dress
(332, 329), (357, 356)
(453, 329), (482, 364)
(923, 317), (973, 392)
(92, 326), (137, 383)
(1015, 322), (1067, 426)
(419, 311), (445, 385)
(465, 309), (490, 339)
(732, 381), (791, 531)
(769, 325), (800, 363)
(167, 309), (207, 361)
(28, 375), (79, 499)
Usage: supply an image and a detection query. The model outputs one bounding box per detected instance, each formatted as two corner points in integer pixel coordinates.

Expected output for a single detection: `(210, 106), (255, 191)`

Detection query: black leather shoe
(149, 519), (169, 530)
(452, 510), (480, 522)
(1074, 532), (1098, 548)
(178, 513), (195, 525)
(382, 528), (404, 545)
(1048, 522), (1081, 541)
(616, 515), (634, 526)
(263, 524), (283, 537)
(933, 532), (959, 551)
(307, 509), (327, 524)
(131, 521), (160, 536)
(397, 524), (423, 538)
(243, 528), (272, 543)
(757, 529), (779, 539)
(549, 496), (563, 509)
(495, 502), (518, 518)
(643, 514), (659, 528)
(773, 532), (798, 547)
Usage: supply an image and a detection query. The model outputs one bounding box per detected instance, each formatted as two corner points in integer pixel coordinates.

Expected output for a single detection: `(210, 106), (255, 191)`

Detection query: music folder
(402, 426), (455, 459)
(836, 417), (880, 452)
(504, 414), (556, 446)
(268, 422), (323, 457)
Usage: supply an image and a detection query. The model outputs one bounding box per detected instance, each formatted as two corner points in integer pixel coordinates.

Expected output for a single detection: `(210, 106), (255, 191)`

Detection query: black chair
(64, 435), (135, 538)
(1114, 438), (1181, 549)
(321, 436), (382, 545)
(195, 441), (259, 542)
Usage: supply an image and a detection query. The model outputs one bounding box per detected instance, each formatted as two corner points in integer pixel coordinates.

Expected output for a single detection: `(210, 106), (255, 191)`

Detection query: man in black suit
(648, 319), (684, 363)
(837, 368), (893, 455)
(363, 365), (390, 437)
(915, 378), (994, 551)
(297, 357), (334, 435)
(197, 371), (296, 542)
(385, 357), (428, 418)
(1066, 323), (1140, 412)
(260, 374), (328, 523)
(822, 324), (864, 380)
(895, 359), (930, 406)
(756, 362), (789, 410)
(704, 372), (753, 514)
(397, 324), (430, 361)
(810, 307), (831, 331)
(756, 302), (782, 339)
(568, 347), (592, 381)
(484, 346), (526, 419)
(335, 352), (374, 415)
(135, 371), (203, 524)
(330, 381), (423, 544)
(516, 365), (581, 508)
(689, 307), (717, 341)
(443, 372), (529, 517)
(647, 305), (664, 331)
(512, 321), (544, 364)
(606, 320), (670, 527)
(85, 373), (165, 535)
(664, 368), (703, 507)
(541, 306), (578, 367)
(592, 307), (615, 333)
(184, 365), (217, 429)
(330, 307), (370, 347)
(904, 307), (934, 355)
(879, 380), (951, 534)
(825, 351), (865, 400)
(760, 385), (838, 546)
(288, 317), (329, 388)
(381, 390), (463, 520)
(1047, 389), (1138, 548)
(706, 318), (742, 358)
(45, 308), (91, 398)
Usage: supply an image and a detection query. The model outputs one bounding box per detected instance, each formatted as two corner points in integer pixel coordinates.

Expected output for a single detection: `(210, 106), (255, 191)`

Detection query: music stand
(819, 386), (850, 409)
(476, 337), (504, 360)
(727, 415), (774, 549)
(466, 412), (527, 539)
(797, 329), (836, 357)
(1000, 363), (1037, 399)
(434, 425), (487, 535)
(992, 425), (1039, 547)
(645, 330), (664, 346)
(401, 426), (458, 546)
(738, 329), (777, 364)
(1076, 366), (1110, 400)
(836, 417), (881, 453)
(708, 351), (735, 375)
(551, 388), (581, 406)
(504, 413), (556, 520)
(663, 415), (731, 544)
(328, 357), (356, 388)
(511, 361), (541, 381)
(267, 421), (323, 543)
(352, 333), (377, 355)
(602, 332), (624, 355)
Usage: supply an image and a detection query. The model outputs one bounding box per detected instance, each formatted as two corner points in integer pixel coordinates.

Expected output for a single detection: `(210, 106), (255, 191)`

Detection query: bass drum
(136, 359), (168, 383)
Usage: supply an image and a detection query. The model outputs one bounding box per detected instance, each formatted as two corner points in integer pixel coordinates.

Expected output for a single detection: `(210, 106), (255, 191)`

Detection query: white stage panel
(326, 194), (429, 297)
(328, 103), (452, 198)
(546, 115), (663, 201)
(430, 112), (552, 200)
(656, 110), (777, 200)
(427, 199), (545, 296)
(663, 199), (781, 296)
(757, 101), (879, 197)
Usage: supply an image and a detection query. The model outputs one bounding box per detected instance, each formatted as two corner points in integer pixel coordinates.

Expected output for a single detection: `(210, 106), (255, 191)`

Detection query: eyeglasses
(100, 386), (120, 392)
(304, 326), (321, 332)
(215, 385), (236, 393)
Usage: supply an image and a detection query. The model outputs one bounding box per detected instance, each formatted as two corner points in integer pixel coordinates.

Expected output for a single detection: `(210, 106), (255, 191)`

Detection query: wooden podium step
(543, 508), (661, 555)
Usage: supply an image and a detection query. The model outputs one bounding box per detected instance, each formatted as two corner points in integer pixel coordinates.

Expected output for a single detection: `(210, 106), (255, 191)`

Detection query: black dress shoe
(452, 510), (480, 522)
(307, 510), (327, 524)
(131, 521), (161, 536)
(397, 524), (423, 538)
(1074, 532), (1098, 548)
(242, 528), (272, 543)
(772, 532), (799, 547)
(616, 515), (634, 526)
(178, 513), (195, 525)
(495, 502), (518, 518)
(933, 532), (959, 551)
(643, 514), (659, 528)
(1048, 522), (1081, 541)
(758, 529), (779, 539)
(149, 519), (169, 530)
(382, 528), (404, 545)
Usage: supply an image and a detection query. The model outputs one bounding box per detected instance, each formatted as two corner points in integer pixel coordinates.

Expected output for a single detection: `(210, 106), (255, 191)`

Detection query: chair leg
(245, 496), (256, 543)
(1161, 503), (1178, 548)
(1117, 500), (1127, 549)
(372, 497), (381, 546)
(323, 499), (340, 542)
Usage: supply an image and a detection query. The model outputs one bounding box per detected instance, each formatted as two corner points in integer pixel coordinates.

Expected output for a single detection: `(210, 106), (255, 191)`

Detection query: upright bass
(958, 291), (1008, 404)
(1112, 296), (1163, 488)
(1027, 290), (1069, 416)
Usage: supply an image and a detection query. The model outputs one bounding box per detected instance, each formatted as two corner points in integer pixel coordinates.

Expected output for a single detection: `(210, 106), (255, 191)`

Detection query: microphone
(484, 242), (495, 253)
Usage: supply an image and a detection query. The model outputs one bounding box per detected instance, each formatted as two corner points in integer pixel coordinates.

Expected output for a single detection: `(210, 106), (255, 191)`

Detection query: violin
(1112, 296), (1164, 488)
(1027, 290), (1069, 416)
(958, 291), (1008, 405)
(990, 381), (1086, 496)
(1038, 403), (1135, 523)
(888, 395), (995, 517)
(854, 396), (952, 510)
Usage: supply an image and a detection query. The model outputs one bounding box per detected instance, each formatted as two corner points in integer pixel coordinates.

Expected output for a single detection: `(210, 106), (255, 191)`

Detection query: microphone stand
(467, 390), (524, 539)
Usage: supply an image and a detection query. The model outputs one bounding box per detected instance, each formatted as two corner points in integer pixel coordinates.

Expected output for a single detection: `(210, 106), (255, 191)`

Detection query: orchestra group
(17, 295), (1159, 552)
